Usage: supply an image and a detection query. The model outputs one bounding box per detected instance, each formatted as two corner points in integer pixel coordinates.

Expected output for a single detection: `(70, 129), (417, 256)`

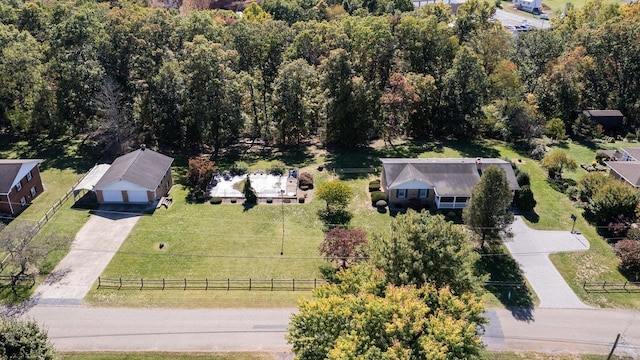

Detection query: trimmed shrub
(266, 198), (273, 204)
(375, 200), (388, 207)
(371, 191), (387, 206)
(268, 162), (286, 176)
(283, 198), (291, 204)
(210, 197), (222, 204)
(394, 203), (403, 209)
(614, 239), (640, 281)
(368, 180), (381, 192)
(230, 162), (249, 176)
(298, 197), (305, 203)
(299, 172), (314, 189)
(516, 171), (530, 187)
(230, 198), (237, 203)
(194, 190), (205, 203)
(515, 185), (536, 212)
(595, 151), (610, 164)
(626, 133), (637, 142)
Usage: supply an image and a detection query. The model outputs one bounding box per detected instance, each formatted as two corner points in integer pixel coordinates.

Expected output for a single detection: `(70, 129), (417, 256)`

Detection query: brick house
(380, 158), (519, 209)
(0, 159), (44, 216)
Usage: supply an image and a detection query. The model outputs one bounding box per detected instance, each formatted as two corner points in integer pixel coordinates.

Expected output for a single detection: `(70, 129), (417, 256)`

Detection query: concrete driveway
(505, 216), (590, 309)
(32, 211), (140, 305)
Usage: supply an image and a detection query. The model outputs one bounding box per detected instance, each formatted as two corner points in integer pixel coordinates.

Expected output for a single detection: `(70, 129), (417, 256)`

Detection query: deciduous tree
(287, 264), (485, 360)
(316, 180), (353, 210)
(463, 165), (514, 250)
(590, 180), (639, 225)
(541, 149), (577, 179)
(371, 210), (485, 294)
(186, 157), (216, 190)
(318, 227), (368, 269)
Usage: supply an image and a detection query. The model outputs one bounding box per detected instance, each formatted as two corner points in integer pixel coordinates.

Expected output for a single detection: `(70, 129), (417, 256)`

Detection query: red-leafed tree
(614, 239), (640, 281)
(318, 227), (369, 269)
(186, 157), (216, 190)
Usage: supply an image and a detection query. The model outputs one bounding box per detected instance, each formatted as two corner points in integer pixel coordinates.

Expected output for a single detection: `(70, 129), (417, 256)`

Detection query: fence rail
(97, 277), (329, 291)
(0, 274), (35, 288)
(583, 281), (640, 293)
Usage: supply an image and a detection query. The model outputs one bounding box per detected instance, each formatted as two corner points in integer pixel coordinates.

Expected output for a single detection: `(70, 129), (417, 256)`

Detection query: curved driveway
(505, 216), (590, 309)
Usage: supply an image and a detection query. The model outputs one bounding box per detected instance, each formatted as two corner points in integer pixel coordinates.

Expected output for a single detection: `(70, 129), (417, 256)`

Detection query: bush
(194, 190), (205, 203)
(515, 185), (537, 212)
(283, 198), (291, 204)
(595, 151), (610, 164)
(565, 185), (580, 201)
(375, 200), (388, 207)
(408, 198), (423, 211)
(299, 172), (314, 189)
(516, 171), (530, 187)
(394, 203), (403, 209)
(210, 197), (222, 204)
(230, 198), (237, 203)
(626, 133), (637, 142)
(614, 239), (640, 281)
(627, 228), (640, 241)
(530, 144), (546, 160)
(268, 162), (286, 176)
(266, 198), (273, 204)
(368, 182), (381, 192)
(298, 197), (305, 203)
(230, 161), (249, 176)
(371, 191), (387, 206)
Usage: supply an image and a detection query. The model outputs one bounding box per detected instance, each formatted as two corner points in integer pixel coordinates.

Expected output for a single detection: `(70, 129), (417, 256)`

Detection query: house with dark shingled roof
(94, 146), (174, 204)
(380, 158), (519, 209)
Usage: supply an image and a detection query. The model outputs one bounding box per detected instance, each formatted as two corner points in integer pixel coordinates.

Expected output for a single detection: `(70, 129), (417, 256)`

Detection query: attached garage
(93, 146), (174, 205)
(101, 190), (123, 203)
(127, 190), (149, 203)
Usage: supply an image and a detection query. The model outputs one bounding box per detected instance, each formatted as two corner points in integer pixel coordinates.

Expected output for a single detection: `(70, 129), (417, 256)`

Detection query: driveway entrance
(33, 211), (140, 304)
(505, 216), (590, 309)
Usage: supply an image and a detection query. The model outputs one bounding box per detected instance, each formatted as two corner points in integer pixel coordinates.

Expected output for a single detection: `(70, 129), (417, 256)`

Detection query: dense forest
(0, 0), (638, 155)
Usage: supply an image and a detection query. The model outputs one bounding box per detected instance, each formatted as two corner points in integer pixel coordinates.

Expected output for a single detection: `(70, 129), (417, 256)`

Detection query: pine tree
(243, 175), (257, 204)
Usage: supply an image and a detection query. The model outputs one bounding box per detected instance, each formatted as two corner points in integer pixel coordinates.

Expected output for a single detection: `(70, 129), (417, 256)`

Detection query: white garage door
(102, 190), (123, 203)
(127, 190), (149, 203)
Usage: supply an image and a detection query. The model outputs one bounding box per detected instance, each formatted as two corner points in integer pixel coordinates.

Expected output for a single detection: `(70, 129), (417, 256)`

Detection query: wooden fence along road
(97, 277), (329, 291)
(583, 281), (640, 293)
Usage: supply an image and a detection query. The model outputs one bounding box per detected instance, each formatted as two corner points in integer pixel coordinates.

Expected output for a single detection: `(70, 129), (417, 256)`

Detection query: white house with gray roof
(94, 147), (174, 204)
(380, 158), (519, 209)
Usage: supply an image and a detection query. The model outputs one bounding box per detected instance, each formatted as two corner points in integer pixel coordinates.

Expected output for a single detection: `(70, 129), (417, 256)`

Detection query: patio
(209, 173), (298, 199)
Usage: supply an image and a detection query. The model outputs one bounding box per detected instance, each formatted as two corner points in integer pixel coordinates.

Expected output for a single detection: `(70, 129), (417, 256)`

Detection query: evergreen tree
(243, 175), (258, 204)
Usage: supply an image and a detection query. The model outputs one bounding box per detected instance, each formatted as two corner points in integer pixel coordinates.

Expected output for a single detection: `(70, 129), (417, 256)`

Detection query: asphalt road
(493, 8), (552, 29)
(25, 305), (640, 357)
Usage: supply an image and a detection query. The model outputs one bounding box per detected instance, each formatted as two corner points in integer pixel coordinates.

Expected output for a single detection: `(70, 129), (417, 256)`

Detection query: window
(26, 170), (32, 182)
(30, 187), (36, 197)
(418, 189), (428, 198)
(15, 182), (22, 192)
(457, 197), (468, 203)
(397, 189), (407, 198)
(440, 197), (455, 203)
(20, 197), (26, 207)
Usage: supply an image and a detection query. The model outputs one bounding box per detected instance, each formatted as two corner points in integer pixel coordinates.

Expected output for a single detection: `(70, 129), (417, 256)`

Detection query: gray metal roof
(0, 159), (43, 194)
(381, 158), (519, 197)
(95, 149), (173, 191)
(622, 147), (640, 161)
(605, 161), (640, 187)
(583, 110), (624, 118)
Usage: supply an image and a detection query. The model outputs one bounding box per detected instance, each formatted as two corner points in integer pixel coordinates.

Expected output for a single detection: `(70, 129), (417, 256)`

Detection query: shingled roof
(605, 161), (640, 187)
(381, 158), (519, 197)
(95, 148), (173, 191)
(0, 159), (42, 194)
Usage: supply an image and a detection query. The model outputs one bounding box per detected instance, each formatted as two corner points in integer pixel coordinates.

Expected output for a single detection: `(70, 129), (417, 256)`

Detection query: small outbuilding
(94, 146), (173, 204)
(582, 110), (624, 129)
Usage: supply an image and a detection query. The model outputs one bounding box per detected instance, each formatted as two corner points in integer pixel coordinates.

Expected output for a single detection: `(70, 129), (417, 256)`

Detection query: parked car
(540, 13), (550, 20)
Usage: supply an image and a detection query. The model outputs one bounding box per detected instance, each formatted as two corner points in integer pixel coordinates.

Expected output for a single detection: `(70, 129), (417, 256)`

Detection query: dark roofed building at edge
(0, 159), (44, 217)
(94, 146), (174, 204)
(380, 158), (519, 210)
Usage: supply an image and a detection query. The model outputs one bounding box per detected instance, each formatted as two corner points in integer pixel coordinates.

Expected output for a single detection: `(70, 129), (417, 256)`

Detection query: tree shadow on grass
(442, 139), (501, 159)
(479, 245), (535, 322)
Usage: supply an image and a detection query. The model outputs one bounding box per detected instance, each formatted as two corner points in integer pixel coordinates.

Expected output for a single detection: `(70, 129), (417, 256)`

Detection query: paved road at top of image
(494, 9), (552, 29)
(25, 305), (640, 358)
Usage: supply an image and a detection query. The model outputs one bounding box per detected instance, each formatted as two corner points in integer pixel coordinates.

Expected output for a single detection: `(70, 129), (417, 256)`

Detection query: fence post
(98, 277), (101, 289)
(603, 281), (606, 290)
(271, 278), (273, 291)
(314, 278), (317, 288)
(583, 281), (586, 290)
(184, 278), (187, 290)
(293, 278), (295, 291)
(249, 278), (252, 291)
(119, 277), (122, 290)
(227, 278), (230, 291)
(162, 278), (165, 290)
(624, 282), (627, 291)
(205, 278), (208, 291)
(141, 278), (144, 290)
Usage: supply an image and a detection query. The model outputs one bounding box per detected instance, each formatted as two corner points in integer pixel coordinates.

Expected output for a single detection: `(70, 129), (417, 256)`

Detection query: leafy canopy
(371, 210), (486, 294)
(316, 180), (353, 209)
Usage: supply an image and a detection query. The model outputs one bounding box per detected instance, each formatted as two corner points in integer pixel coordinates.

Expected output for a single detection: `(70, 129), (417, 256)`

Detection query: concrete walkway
(32, 211), (140, 305)
(505, 216), (590, 309)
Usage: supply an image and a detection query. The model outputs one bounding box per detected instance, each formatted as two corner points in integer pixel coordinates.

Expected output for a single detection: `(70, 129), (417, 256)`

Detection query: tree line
(0, 0), (639, 154)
